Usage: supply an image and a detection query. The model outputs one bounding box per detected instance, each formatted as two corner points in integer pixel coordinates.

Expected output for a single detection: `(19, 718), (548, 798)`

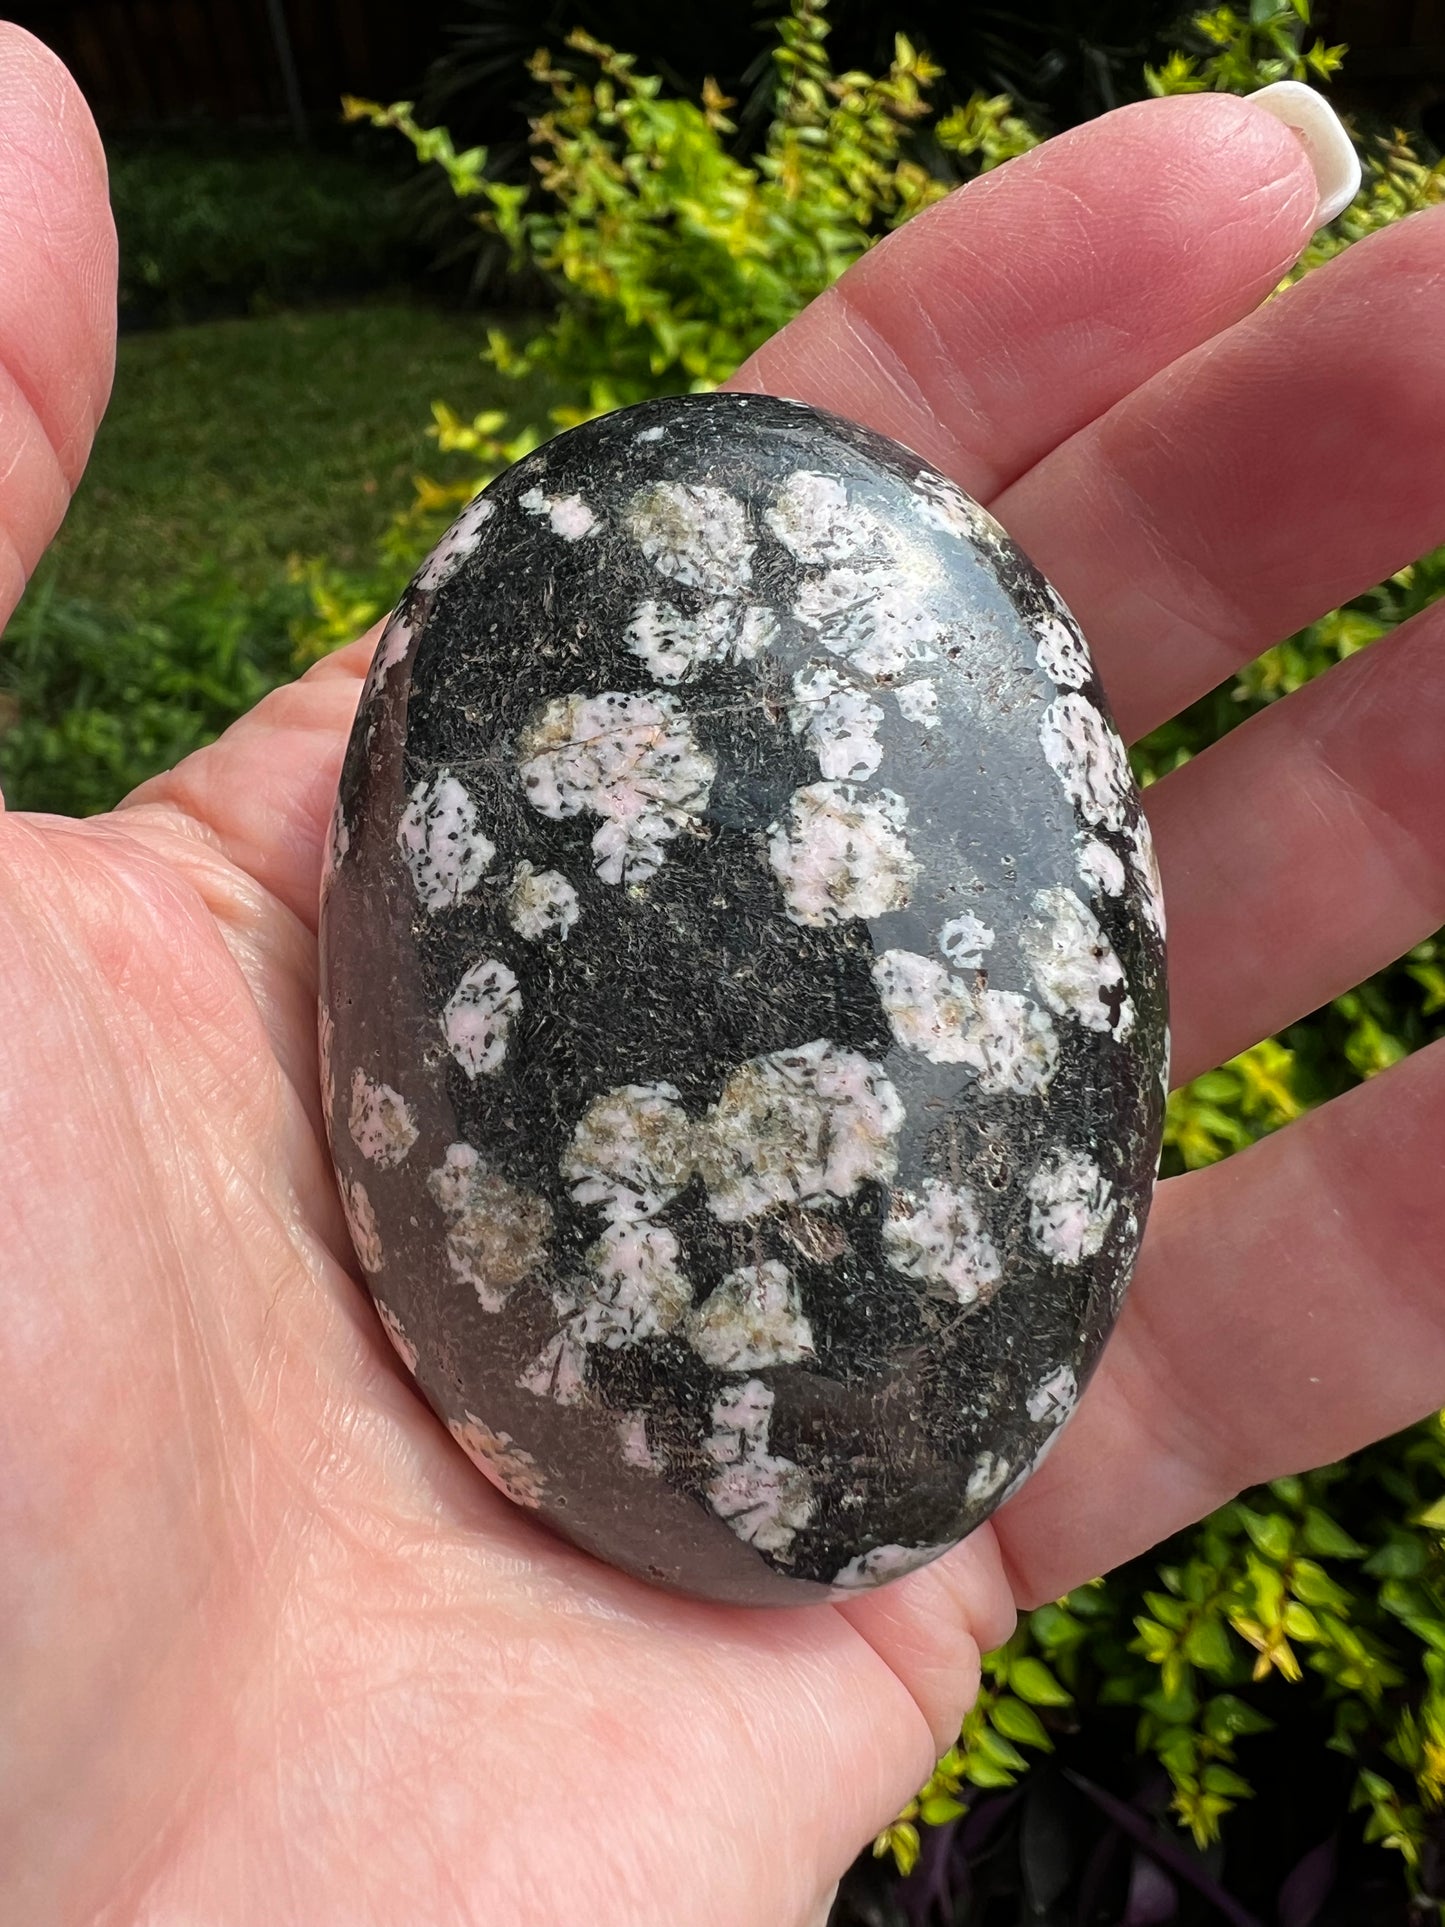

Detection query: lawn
(26, 300), (530, 617)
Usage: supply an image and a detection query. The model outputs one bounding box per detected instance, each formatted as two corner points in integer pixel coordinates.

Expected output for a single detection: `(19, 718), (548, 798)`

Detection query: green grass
(28, 300), (532, 617)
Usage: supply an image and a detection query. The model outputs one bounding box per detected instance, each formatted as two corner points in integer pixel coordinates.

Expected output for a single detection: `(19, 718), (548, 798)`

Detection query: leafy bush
(10, 0), (1445, 1914)
(0, 572), (307, 814)
(342, 3), (1445, 1915)
(111, 135), (422, 326)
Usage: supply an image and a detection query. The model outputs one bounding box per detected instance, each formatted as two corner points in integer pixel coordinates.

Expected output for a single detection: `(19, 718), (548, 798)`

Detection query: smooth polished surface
(319, 393), (1167, 1605)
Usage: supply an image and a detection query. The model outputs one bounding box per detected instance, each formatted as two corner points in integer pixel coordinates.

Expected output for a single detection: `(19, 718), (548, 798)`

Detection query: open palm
(5, 27), (1445, 1926)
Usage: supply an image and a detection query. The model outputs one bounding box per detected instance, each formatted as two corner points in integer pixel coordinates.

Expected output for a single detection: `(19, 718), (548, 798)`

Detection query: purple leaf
(1063, 1771), (1263, 1927)
(1125, 1852), (1178, 1926)
(1277, 1835), (1337, 1927)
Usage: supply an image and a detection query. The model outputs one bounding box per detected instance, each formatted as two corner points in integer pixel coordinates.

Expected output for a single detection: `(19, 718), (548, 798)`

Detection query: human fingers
(1146, 593), (1445, 1086)
(731, 92), (1319, 500)
(135, 94), (1322, 927)
(994, 203), (1445, 741)
(995, 1037), (1445, 1605)
(0, 26), (115, 635)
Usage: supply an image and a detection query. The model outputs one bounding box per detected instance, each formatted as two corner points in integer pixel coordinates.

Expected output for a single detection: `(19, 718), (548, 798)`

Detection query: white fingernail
(1249, 80), (1361, 226)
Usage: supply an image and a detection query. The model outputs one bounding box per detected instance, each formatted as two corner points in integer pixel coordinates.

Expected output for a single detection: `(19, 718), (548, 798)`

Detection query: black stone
(319, 392), (1168, 1606)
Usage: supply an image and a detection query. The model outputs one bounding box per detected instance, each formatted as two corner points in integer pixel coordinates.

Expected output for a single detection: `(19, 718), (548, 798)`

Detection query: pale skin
(3, 23), (1445, 1926)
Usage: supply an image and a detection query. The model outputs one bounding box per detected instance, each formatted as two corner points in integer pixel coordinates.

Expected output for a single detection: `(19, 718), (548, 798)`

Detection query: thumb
(0, 25), (116, 633)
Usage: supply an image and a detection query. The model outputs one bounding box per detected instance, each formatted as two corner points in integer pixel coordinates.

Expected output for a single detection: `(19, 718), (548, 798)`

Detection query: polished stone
(319, 392), (1168, 1606)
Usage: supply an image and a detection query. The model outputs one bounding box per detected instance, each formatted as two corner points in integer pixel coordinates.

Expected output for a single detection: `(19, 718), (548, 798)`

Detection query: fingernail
(1248, 80), (1361, 227)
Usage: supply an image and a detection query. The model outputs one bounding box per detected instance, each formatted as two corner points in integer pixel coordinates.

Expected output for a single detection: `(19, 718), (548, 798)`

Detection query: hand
(4, 25), (1443, 1926)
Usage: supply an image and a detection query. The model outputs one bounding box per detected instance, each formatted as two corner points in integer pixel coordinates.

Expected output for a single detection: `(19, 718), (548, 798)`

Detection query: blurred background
(8, 4), (1445, 1922)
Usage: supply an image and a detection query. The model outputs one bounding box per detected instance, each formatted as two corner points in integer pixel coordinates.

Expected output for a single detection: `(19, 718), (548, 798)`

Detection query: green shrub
(0, 572), (307, 815)
(111, 135), (420, 326)
(344, 2), (1445, 1911)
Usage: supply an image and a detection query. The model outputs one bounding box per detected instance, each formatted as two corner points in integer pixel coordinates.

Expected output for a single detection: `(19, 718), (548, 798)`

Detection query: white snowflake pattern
(702, 1379), (814, 1559)
(518, 486), (598, 540)
(447, 1413), (546, 1508)
(686, 1261), (816, 1371)
(793, 565), (942, 678)
(937, 910), (995, 971)
(790, 662), (884, 781)
(1040, 692), (1134, 833)
(1035, 614), (1093, 689)
(441, 957), (520, 1077)
(341, 1177), (383, 1275)
(697, 1038), (904, 1222)
(564, 1082), (694, 1222)
(1026, 1363), (1079, 1428)
(830, 1542), (951, 1592)
(625, 481), (753, 592)
(872, 949), (1059, 1097)
(347, 1068), (418, 1167)
(884, 1179), (1002, 1308)
(1077, 837), (1127, 899)
(1027, 1149), (1116, 1265)
(764, 469), (883, 564)
(505, 861), (580, 942)
(518, 690), (715, 886)
(427, 1142), (552, 1311)
(624, 597), (776, 684)
(397, 772), (496, 911)
(416, 494), (495, 594)
(376, 1301), (419, 1374)
(894, 678), (940, 728)
(1018, 887), (1135, 1038)
(768, 781), (916, 926)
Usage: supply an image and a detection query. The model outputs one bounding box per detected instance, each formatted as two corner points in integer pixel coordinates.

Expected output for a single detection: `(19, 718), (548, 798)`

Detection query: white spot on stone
(447, 1413), (546, 1507)
(1077, 836), (1127, 899)
(937, 910), (995, 970)
(765, 470), (883, 564)
(625, 597), (776, 685)
(565, 1083), (693, 1222)
(618, 1410), (660, 1470)
(1126, 813), (1166, 939)
(830, 1542), (951, 1591)
(794, 565), (942, 678)
(397, 772), (496, 911)
(441, 957), (520, 1077)
(698, 1039), (904, 1222)
(373, 605), (415, 677)
(1027, 1149), (1116, 1265)
(586, 1219), (693, 1342)
(965, 1451), (1012, 1507)
(322, 802), (350, 900)
(519, 486), (598, 540)
(1035, 613), (1093, 689)
(790, 662), (884, 780)
(1018, 887), (1135, 1039)
(347, 1068), (418, 1167)
(626, 481), (752, 592)
(376, 1301), (419, 1374)
(518, 690), (715, 886)
(687, 1260), (815, 1371)
(1040, 693), (1134, 833)
(416, 494), (495, 593)
(872, 950), (1059, 1096)
(505, 861), (579, 942)
(428, 1142), (551, 1311)
(635, 424), (665, 443)
(1026, 1363), (1079, 1428)
(768, 781), (916, 926)
(317, 1002), (336, 1121)
(703, 1379), (814, 1559)
(884, 1179), (1001, 1308)
(894, 678), (940, 728)
(341, 1177), (383, 1275)
(913, 469), (1004, 546)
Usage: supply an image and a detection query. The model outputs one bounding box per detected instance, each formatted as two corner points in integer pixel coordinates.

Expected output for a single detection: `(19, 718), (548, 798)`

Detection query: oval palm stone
(319, 392), (1168, 1606)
